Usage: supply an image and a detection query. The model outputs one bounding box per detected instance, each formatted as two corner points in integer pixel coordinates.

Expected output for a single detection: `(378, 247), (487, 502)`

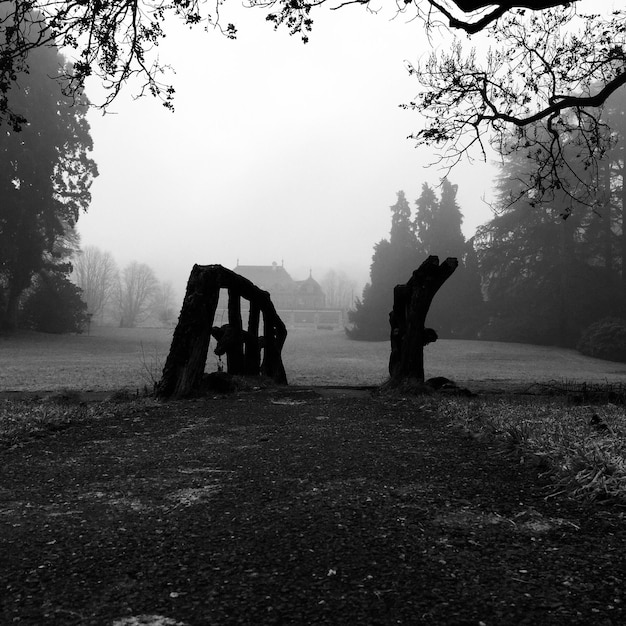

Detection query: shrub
(21, 272), (89, 334)
(577, 317), (626, 363)
(440, 398), (626, 503)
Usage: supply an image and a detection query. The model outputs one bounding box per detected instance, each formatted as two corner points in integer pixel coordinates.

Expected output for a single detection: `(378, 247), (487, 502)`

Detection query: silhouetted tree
(320, 269), (356, 309)
(0, 27), (97, 332)
(347, 242), (394, 340)
(4, 2), (620, 122)
(413, 183), (438, 249)
(416, 180), (484, 338)
(600, 87), (626, 296)
(350, 184), (485, 340)
(21, 271), (88, 334)
(455, 238), (486, 337)
(389, 189), (416, 253)
(417, 180), (465, 259)
(347, 192), (419, 340)
(72, 246), (119, 322)
(151, 281), (179, 327)
(476, 135), (622, 347)
(1, 2), (621, 216)
(405, 7), (625, 207)
(117, 262), (158, 328)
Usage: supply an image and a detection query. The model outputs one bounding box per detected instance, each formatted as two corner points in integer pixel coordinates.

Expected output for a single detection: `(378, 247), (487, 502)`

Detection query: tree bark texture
(245, 302), (261, 376)
(157, 265), (287, 399)
(388, 256), (458, 383)
(227, 288), (245, 374)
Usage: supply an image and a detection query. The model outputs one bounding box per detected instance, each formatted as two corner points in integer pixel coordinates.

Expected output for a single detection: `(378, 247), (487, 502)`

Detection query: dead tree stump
(388, 256), (458, 384)
(157, 264), (287, 399)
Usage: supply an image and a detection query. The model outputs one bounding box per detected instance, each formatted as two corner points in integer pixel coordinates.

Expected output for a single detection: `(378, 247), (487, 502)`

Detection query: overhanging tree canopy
(1, 1), (622, 201)
(404, 6), (626, 206)
(0, 1), (620, 114)
(157, 264), (287, 399)
(0, 24), (97, 331)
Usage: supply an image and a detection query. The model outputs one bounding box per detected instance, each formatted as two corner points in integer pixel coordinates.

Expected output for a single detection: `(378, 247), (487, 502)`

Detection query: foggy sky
(77, 4), (496, 298)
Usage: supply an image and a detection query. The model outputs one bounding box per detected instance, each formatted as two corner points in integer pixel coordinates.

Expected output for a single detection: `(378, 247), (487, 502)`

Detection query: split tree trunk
(157, 264), (287, 399)
(157, 266), (220, 399)
(388, 256), (458, 384)
(227, 288), (245, 374)
(245, 302), (261, 376)
(261, 309), (287, 384)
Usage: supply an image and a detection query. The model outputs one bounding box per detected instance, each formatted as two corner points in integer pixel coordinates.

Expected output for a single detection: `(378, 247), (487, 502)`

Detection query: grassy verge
(4, 327), (626, 391)
(3, 386), (626, 505)
(0, 393), (134, 448)
(441, 397), (626, 503)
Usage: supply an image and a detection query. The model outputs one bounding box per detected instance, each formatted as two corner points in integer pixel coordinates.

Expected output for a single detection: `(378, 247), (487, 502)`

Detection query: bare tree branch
(404, 7), (626, 205)
(0, 0), (623, 212)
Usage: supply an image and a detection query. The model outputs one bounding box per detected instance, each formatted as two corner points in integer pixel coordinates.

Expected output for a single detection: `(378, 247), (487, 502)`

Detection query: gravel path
(1, 389), (625, 625)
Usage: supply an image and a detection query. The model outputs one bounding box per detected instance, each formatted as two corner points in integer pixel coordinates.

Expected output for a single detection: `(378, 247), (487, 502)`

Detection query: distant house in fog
(234, 261), (326, 310)
(215, 261), (342, 328)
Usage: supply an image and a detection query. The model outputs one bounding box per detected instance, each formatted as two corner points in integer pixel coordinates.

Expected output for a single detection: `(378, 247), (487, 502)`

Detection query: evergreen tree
(415, 180), (484, 338)
(348, 185), (485, 340)
(418, 180), (465, 258)
(600, 87), (626, 298)
(390, 190), (415, 252)
(20, 271), (89, 334)
(451, 237), (486, 338)
(414, 183), (438, 257)
(0, 19), (97, 332)
(476, 143), (620, 347)
(347, 192), (418, 340)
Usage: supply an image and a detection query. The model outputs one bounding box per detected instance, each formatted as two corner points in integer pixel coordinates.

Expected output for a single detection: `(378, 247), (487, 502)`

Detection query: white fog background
(78, 3), (496, 297)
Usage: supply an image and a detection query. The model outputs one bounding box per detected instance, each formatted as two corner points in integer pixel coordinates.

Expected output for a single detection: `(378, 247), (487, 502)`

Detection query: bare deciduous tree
(321, 269), (356, 310)
(72, 246), (118, 322)
(117, 261), (158, 328)
(2, 1), (623, 205)
(151, 281), (179, 327)
(405, 7), (626, 206)
(0, 1), (619, 118)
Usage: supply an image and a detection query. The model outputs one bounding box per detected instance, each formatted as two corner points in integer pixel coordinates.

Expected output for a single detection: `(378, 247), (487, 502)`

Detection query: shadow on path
(1, 390), (624, 625)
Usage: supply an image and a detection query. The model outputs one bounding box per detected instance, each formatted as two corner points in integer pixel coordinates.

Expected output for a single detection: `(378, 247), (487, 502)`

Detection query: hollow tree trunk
(157, 264), (288, 398)
(388, 256), (458, 384)
(157, 266), (220, 398)
(227, 289), (245, 374)
(261, 309), (288, 385)
(245, 302), (261, 375)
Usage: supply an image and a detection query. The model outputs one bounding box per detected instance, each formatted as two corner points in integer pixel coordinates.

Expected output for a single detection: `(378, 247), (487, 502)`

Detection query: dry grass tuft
(441, 397), (626, 503)
(0, 398), (129, 448)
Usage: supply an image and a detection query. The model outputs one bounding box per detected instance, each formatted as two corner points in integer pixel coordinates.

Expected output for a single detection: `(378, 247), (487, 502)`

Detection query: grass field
(1, 327), (626, 505)
(2, 325), (626, 392)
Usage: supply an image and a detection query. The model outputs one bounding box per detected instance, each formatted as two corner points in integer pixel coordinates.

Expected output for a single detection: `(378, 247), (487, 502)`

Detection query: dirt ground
(1, 387), (625, 625)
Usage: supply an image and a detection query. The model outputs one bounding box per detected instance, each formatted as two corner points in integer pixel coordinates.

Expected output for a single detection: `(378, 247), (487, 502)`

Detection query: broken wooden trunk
(388, 256), (458, 384)
(157, 264), (287, 399)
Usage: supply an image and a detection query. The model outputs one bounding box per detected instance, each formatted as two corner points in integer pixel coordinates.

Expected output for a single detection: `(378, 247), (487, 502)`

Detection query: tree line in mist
(72, 251), (359, 329)
(2, 17), (626, 358)
(72, 247), (178, 329)
(348, 181), (483, 341)
(350, 87), (626, 357)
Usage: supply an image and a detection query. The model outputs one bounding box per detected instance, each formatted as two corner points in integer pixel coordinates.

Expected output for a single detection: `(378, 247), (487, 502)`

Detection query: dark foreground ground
(1, 388), (625, 625)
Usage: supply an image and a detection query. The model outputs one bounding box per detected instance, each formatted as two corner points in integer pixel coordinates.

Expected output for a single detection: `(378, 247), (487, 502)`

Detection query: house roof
(294, 275), (324, 295)
(234, 263), (295, 291)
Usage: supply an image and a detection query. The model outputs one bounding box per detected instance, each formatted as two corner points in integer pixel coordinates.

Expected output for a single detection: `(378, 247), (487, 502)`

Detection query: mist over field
(2, 327), (626, 394)
(2, 2), (626, 397)
(77, 7), (496, 295)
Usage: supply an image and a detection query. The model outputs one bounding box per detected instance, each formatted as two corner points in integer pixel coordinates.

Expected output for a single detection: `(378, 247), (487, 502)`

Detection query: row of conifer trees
(348, 157), (626, 350)
(347, 181), (484, 342)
